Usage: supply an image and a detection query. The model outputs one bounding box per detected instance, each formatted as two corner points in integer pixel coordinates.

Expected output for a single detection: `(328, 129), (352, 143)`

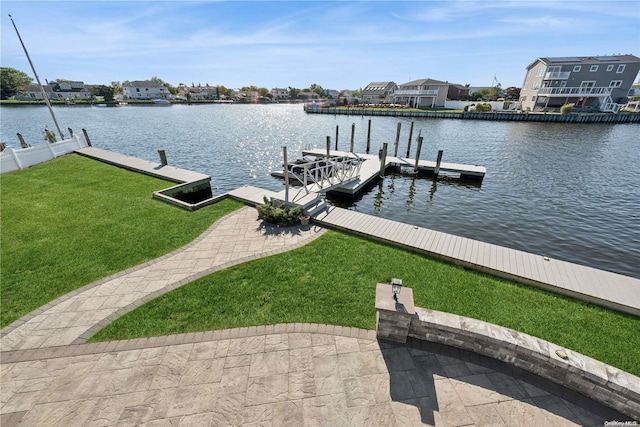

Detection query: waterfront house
(181, 84), (219, 101)
(297, 91), (321, 100)
(325, 89), (340, 99)
(18, 80), (93, 101)
(392, 78), (450, 108)
(519, 54), (640, 113)
(122, 80), (171, 100)
(447, 83), (471, 100)
(361, 81), (397, 104)
(270, 88), (290, 100)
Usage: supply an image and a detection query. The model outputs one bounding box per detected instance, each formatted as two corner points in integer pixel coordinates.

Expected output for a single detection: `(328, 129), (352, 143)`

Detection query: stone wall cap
(375, 283), (415, 315)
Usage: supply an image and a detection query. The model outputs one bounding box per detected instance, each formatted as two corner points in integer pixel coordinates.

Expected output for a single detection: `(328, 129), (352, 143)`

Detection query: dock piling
(406, 122), (414, 158)
(16, 133), (29, 148)
(283, 146), (289, 202)
(158, 150), (168, 166)
(350, 123), (355, 153)
(82, 128), (92, 147)
(434, 150), (444, 178)
(394, 122), (401, 157)
(68, 128), (74, 137)
(379, 142), (388, 178)
(414, 136), (423, 173)
(335, 125), (339, 150)
(366, 119), (371, 154)
(326, 136), (331, 159)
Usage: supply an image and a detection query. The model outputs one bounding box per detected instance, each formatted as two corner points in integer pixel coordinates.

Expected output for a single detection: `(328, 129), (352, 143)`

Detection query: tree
(1, 67), (33, 99)
(111, 81), (123, 95)
(257, 87), (269, 97)
(504, 86), (521, 100)
(217, 85), (232, 98)
(309, 83), (324, 96)
(288, 87), (301, 99)
(150, 76), (176, 95)
(91, 85), (115, 102)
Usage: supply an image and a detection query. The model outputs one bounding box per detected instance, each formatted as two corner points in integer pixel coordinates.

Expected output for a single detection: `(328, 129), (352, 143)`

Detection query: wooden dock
(299, 148), (485, 197)
(229, 185), (640, 316)
(312, 204), (640, 317)
(76, 147), (210, 184)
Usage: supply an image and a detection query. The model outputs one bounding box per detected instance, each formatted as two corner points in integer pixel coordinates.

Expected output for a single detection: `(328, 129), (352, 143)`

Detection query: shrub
(472, 103), (492, 112)
(560, 103), (574, 115)
(256, 196), (303, 225)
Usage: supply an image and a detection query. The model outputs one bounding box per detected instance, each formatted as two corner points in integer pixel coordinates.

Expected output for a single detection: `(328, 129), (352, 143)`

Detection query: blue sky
(2, 1), (639, 91)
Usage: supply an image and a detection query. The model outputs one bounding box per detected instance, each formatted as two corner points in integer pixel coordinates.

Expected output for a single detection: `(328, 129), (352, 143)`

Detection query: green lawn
(92, 230), (640, 377)
(0, 154), (243, 327)
(3, 154), (639, 377)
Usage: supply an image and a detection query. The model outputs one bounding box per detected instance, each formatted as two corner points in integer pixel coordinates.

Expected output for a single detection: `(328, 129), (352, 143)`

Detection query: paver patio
(0, 205), (629, 425)
(1, 327), (617, 426)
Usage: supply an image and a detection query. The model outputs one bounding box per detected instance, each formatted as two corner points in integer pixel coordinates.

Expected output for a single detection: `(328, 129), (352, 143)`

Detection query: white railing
(544, 71), (571, 80)
(537, 87), (612, 96)
(289, 155), (362, 193)
(393, 89), (439, 96)
(601, 103), (621, 113)
(0, 134), (89, 174)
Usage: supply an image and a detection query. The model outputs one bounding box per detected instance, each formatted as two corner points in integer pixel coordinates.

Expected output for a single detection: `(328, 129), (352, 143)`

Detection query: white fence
(444, 100), (518, 111)
(0, 134), (89, 174)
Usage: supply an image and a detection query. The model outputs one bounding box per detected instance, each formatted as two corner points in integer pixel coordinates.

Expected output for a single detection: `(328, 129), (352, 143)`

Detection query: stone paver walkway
(1, 326), (615, 426)
(0, 207), (326, 351)
(0, 204), (629, 425)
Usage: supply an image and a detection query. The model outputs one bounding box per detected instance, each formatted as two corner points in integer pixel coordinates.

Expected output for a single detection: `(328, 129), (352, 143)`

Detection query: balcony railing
(537, 87), (612, 96)
(544, 71), (571, 80)
(393, 89), (439, 96)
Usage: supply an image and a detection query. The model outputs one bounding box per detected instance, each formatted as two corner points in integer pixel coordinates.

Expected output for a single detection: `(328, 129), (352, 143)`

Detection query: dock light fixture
(391, 278), (403, 301)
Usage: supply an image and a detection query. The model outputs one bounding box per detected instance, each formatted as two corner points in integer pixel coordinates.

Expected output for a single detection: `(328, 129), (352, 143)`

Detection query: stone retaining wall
(375, 284), (640, 420)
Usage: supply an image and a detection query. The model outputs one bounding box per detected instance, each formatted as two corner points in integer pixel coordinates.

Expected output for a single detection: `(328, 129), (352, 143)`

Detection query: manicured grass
(0, 154), (243, 327)
(92, 230), (640, 377)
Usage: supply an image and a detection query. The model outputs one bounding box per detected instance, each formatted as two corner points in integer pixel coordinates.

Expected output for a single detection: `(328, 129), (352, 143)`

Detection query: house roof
(398, 78), (450, 87)
(123, 80), (166, 88)
(526, 54), (640, 70)
(362, 82), (396, 92)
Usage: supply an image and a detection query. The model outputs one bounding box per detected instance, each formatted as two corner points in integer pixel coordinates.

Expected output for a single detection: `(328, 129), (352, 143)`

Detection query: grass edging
(0, 154), (243, 327)
(90, 230), (640, 377)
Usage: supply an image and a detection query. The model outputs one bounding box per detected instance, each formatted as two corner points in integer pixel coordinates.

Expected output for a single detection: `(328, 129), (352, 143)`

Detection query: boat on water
(152, 99), (171, 105)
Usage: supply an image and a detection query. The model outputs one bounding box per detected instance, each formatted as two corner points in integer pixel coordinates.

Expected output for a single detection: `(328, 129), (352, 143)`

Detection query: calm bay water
(2, 104), (639, 278)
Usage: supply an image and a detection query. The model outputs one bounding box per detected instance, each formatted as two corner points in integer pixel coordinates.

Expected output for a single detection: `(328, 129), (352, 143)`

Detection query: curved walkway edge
(0, 206), (326, 351)
(1, 324), (628, 426)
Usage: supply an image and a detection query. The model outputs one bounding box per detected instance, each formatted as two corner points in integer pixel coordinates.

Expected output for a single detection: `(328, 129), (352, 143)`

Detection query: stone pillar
(375, 283), (415, 343)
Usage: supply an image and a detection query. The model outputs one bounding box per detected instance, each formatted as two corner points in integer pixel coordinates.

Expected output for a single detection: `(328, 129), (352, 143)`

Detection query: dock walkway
(76, 147), (210, 184)
(229, 185), (640, 316)
(311, 204), (640, 316)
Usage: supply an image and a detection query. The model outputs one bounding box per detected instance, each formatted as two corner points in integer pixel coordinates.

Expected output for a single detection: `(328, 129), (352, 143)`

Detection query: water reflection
(1, 104), (638, 278)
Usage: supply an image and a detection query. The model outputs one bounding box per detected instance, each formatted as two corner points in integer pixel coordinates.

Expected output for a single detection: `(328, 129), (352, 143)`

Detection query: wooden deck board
(304, 204), (639, 316)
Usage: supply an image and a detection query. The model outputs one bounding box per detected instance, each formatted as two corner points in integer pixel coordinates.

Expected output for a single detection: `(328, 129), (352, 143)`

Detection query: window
(607, 65), (614, 72)
(573, 65), (581, 72)
(532, 96), (537, 103)
(532, 82), (540, 90)
(535, 68), (545, 77)
(617, 64), (626, 73)
(590, 65), (598, 72)
(521, 96), (526, 102)
(609, 80), (622, 88)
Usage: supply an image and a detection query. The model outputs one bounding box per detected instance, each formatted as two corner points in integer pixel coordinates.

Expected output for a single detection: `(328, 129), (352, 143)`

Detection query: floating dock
(271, 148), (485, 199)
